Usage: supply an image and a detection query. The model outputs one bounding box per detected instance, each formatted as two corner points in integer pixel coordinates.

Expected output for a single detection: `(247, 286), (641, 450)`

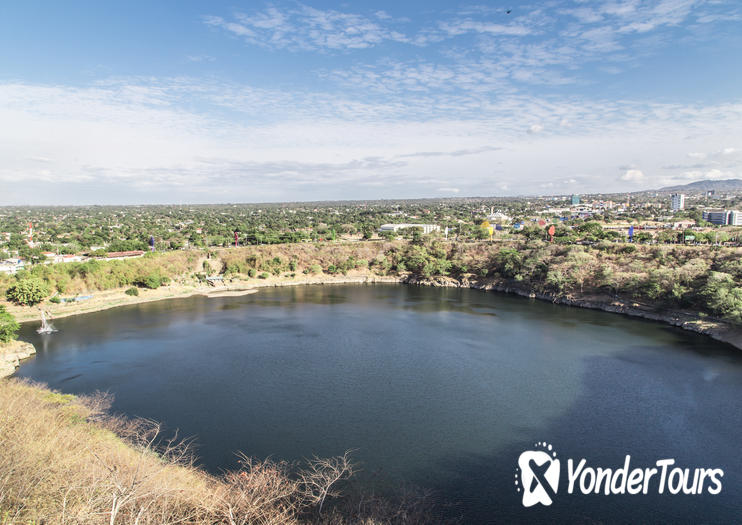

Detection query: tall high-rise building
(571, 194), (580, 205)
(671, 193), (685, 211)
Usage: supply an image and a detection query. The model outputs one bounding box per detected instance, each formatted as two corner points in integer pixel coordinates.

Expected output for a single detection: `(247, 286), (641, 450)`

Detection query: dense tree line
(2, 239), (740, 325)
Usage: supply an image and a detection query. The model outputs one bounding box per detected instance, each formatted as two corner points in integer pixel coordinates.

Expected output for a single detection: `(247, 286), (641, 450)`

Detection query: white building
(671, 193), (685, 211)
(0, 259), (25, 275)
(487, 211), (512, 224)
(379, 224), (440, 234)
(42, 253), (86, 264)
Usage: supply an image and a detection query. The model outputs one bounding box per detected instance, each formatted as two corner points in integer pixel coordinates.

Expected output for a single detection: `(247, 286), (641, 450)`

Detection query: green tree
(634, 232), (652, 243)
(0, 305), (20, 343)
(379, 230), (396, 241)
(495, 248), (523, 279)
(135, 272), (162, 289)
(6, 278), (51, 306)
(701, 272), (742, 322)
(575, 221), (604, 240)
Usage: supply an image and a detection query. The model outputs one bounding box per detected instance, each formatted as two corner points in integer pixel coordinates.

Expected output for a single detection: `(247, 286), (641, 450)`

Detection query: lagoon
(16, 284), (742, 523)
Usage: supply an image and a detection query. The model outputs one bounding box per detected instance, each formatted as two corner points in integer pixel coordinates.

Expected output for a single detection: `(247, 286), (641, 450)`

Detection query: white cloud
(204, 6), (409, 52)
(1, 79), (741, 203)
(201, 0), (737, 102)
(438, 20), (531, 37)
(567, 7), (604, 24)
(620, 169), (645, 181)
(617, 0), (697, 34)
(528, 124), (544, 134)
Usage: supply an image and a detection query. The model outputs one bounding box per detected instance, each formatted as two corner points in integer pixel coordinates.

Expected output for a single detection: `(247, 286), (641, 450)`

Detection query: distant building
(42, 253), (86, 264)
(702, 209), (742, 225)
(487, 211), (511, 224)
(0, 258), (25, 275)
(671, 193), (685, 211)
(378, 224), (440, 235)
(593, 200), (614, 210)
(538, 207), (570, 215)
(703, 209), (728, 225)
(673, 220), (696, 230)
(571, 205), (592, 215)
(571, 194), (580, 205)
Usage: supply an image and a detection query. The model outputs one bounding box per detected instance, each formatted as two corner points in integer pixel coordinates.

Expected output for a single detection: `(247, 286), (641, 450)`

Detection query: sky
(1, 0), (741, 205)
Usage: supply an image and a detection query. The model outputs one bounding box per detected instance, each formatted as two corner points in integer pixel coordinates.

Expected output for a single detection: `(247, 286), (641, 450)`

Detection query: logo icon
(515, 442), (560, 507)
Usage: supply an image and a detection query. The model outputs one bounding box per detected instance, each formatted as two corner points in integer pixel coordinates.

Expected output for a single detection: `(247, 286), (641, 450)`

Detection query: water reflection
(16, 284), (742, 523)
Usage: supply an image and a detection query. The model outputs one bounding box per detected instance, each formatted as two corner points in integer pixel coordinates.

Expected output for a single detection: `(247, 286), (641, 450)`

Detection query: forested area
(2, 239), (740, 324)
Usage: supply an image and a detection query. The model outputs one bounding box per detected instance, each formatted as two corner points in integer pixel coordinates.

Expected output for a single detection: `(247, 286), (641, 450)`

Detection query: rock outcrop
(0, 341), (36, 378)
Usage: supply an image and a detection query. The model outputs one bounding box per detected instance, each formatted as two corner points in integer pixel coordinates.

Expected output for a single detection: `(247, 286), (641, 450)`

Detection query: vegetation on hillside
(1, 239), (740, 325)
(389, 239), (742, 323)
(5, 277), (50, 306)
(2, 251), (200, 299)
(0, 305), (19, 343)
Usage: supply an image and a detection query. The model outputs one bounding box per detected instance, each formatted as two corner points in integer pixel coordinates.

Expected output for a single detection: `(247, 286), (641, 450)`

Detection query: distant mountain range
(658, 179), (742, 192)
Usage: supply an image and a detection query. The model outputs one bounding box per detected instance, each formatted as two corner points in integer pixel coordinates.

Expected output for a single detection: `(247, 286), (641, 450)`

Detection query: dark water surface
(16, 284), (742, 523)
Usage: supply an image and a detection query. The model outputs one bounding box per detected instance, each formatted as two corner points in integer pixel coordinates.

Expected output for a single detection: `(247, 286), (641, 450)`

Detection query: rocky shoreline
(404, 274), (742, 352)
(0, 340), (37, 378)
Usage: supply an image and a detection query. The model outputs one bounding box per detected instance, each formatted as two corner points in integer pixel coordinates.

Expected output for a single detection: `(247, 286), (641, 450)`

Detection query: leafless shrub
(216, 454), (303, 525)
(299, 451), (355, 516)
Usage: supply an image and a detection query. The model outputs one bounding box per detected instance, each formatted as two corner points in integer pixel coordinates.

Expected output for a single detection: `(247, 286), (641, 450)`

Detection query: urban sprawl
(1, 185), (741, 275)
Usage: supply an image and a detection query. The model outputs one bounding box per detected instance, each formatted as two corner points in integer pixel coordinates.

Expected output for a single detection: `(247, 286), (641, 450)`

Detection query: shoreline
(6, 275), (401, 323)
(3, 272), (740, 379)
(8, 274), (404, 325)
(405, 275), (742, 352)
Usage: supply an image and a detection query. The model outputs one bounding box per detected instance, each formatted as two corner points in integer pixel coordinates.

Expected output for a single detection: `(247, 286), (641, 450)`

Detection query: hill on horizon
(658, 179), (742, 192)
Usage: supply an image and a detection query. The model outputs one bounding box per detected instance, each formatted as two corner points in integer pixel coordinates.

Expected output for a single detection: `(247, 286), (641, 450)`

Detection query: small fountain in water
(36, 310), (58, 334)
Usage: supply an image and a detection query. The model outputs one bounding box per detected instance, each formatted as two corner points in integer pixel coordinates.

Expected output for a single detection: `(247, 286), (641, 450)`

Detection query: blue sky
(1, 0), (741, 204)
